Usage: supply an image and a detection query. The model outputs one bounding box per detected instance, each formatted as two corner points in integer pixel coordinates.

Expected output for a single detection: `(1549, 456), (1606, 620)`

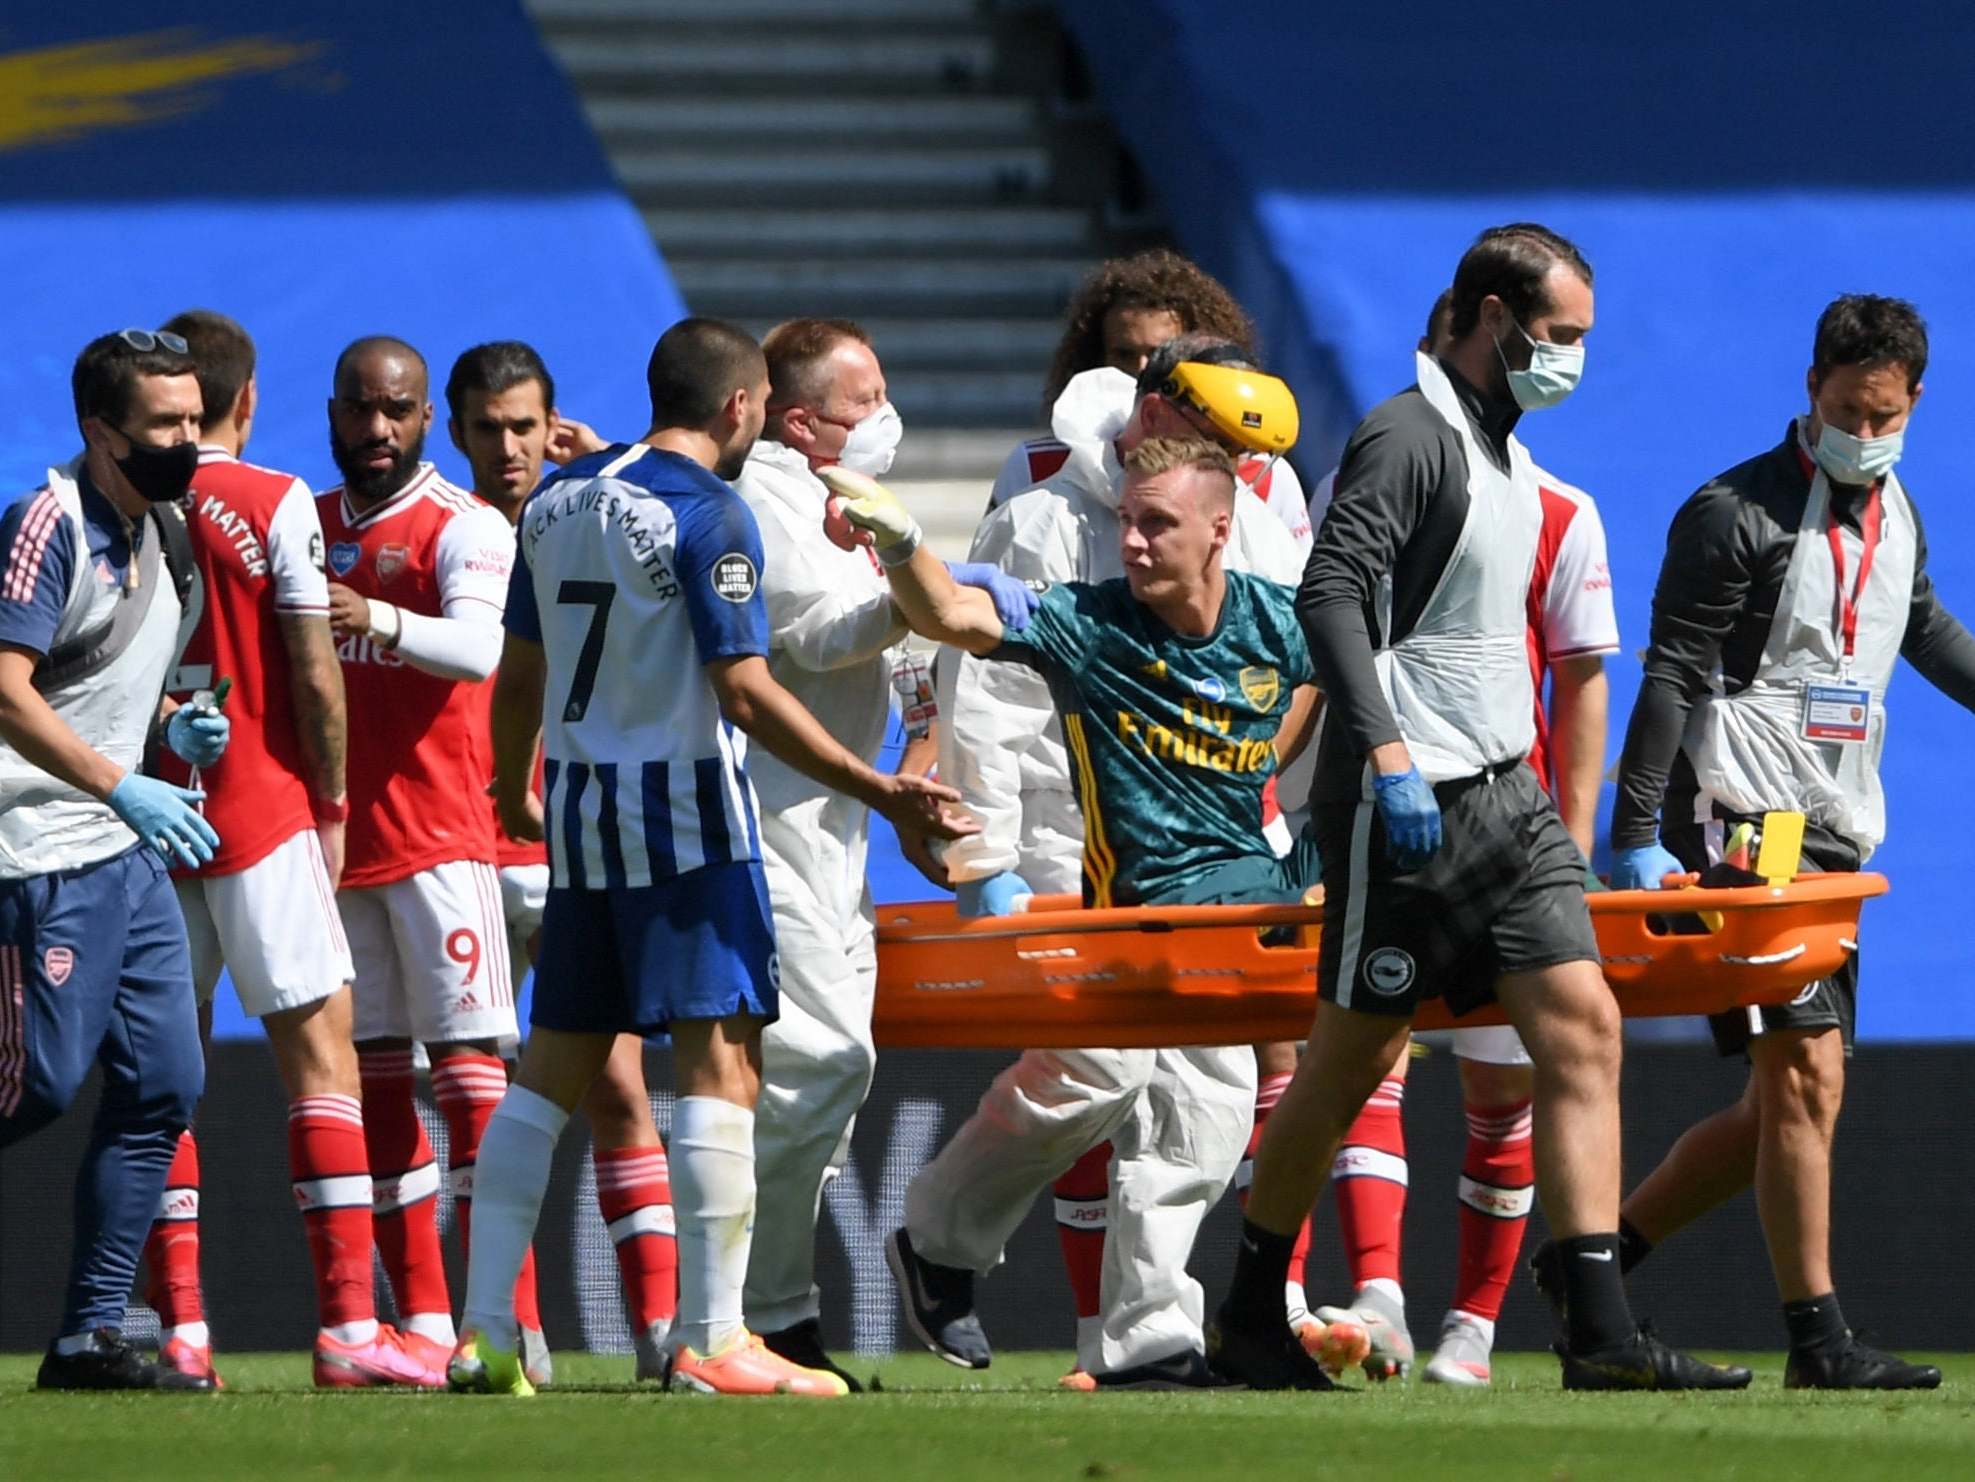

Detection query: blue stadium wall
(0, 5), (685, 1038)
(1062, 0), (1975, 1041)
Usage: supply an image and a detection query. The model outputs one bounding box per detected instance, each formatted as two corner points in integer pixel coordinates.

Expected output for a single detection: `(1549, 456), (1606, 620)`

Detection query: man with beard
(316, 336), (542, 1386)
(1211, 224), (1739, 1391)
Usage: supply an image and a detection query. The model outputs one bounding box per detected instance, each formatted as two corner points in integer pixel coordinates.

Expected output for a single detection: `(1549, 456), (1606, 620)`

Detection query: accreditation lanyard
(1825, 485), (1883, 681)
(1793, 443), (1884, 681)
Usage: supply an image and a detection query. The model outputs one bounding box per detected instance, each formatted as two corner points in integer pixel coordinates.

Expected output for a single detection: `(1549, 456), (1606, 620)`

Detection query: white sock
(1446, 1309), (1497, 1345)
(163, 1321), (210, 1348)
(1285, 1281), (1310, 1324)
(54, 1332), (99, 1357)
(1360, 1277), (1406, 1310)
(322, 1319), (379, 1346)
(459, 1086), (568, 1349)
(401, 1312), (457, 1345)
(670, 1096), (756, 1355)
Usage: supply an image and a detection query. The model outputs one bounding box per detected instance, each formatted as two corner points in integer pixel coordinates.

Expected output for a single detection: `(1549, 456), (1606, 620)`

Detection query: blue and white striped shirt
(506, 444), (770, 890)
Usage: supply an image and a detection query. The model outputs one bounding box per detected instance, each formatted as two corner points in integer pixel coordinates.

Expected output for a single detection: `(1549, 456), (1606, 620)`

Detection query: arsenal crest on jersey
(44, 946), (74, 986)
(375, 544), (411, 583)
(1239, 665), (1280, 711)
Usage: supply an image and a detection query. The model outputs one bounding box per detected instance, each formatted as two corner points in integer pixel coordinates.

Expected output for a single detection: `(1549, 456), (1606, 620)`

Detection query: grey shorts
(1313, 763), (1598, 1019)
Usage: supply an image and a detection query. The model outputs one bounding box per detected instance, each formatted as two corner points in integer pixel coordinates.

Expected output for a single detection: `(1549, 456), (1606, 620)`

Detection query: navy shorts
(0, 844), (201, 1137)
(530, 860), (780, 1036)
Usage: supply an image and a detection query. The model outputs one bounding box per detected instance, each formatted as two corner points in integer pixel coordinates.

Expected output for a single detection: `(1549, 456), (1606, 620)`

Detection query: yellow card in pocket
(1756, 811), (1806, 886)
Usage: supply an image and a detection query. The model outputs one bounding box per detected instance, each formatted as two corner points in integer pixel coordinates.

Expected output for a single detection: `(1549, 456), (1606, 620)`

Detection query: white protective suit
(906, 368), (1312, 1375)
(735, 438), (910, 1335)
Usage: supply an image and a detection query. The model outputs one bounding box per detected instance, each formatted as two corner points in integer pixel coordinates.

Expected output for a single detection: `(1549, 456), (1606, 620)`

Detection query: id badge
(891, 650), (937, 740)
(1802, 682), (1870, 744)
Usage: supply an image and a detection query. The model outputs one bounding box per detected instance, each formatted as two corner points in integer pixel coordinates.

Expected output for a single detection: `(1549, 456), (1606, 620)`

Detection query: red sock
(288, 1094), (377, 1329)
(1240, 1072), (1316, 1297)
(1453, 1097), (1535, 1322)
(143, 1130), (204, 1331)
(1236, 1070), (1294, 1206)
(1287, 1212), (1315, 1294)
(1332, 1074), (1408, 1288)
(593, 1144), (678, 1333)
(432, 1053), (541, 1333)
(359, 1050), (451, 1324)
(1051, 1142), (1110, 1323)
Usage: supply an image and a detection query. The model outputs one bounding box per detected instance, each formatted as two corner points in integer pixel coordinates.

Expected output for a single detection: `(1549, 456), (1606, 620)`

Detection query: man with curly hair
(992, 250), (1312, 549)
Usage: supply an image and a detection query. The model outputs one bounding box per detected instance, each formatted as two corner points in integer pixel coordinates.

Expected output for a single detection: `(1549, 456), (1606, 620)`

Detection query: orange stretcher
(871, 874), (1886, 1049)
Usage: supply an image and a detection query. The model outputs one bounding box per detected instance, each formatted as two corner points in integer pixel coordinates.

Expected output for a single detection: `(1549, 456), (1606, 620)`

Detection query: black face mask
(112, 429), (199, 503)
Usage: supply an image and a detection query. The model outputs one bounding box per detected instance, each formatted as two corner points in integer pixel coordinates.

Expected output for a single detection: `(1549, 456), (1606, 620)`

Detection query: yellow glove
(817, 465), (922, 564)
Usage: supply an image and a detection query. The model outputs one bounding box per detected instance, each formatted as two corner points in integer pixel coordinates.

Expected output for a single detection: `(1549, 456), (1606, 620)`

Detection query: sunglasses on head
(117, 327), (188, 355)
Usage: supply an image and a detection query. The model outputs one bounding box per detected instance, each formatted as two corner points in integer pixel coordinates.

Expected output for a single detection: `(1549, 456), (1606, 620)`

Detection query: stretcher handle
(879, 874), (1886, 944)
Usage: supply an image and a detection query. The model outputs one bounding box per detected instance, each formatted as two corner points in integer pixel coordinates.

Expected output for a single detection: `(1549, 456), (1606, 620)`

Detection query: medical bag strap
(152, 499), (196, 612)
(31, 504), (179, 694)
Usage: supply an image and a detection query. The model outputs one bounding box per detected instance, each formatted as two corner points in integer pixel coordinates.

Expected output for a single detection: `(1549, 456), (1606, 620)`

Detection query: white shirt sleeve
(1229, 494), (1308, 587)
(937, 496), (1075, 883)
(1248, 457), (1313, 555)
(267, 477), (329, 615)
(369, 502), (513, 682)
(1543, 492), (1621, 658)
(748, 481), (905, 672)
(434, 500), (516, 618)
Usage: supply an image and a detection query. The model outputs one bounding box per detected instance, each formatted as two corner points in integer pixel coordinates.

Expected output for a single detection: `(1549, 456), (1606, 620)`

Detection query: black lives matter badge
(712, 552), (759, 603)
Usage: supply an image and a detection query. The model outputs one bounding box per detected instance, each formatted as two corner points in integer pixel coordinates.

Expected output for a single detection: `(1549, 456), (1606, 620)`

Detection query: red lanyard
(1793, 441), (1884, 664)
(1825, 486), (1883, 663)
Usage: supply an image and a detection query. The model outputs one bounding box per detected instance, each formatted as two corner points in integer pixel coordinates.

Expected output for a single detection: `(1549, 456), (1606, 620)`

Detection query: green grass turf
(1, 1350), (1968, 1481)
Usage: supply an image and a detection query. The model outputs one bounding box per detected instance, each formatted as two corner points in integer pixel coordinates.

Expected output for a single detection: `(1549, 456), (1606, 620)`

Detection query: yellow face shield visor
(1160, 360), (1300, 457)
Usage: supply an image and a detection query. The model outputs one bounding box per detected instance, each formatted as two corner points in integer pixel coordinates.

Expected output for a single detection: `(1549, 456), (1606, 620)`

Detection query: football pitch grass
(0, 1350), (1966, 1480)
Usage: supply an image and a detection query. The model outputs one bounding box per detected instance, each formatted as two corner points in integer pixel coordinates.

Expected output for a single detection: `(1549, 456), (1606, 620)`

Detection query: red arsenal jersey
(160, 446), (330, 875)
(480, 679), (548, 870)
(317, 464), (514, 889)
(1524, 476), (1621, 792)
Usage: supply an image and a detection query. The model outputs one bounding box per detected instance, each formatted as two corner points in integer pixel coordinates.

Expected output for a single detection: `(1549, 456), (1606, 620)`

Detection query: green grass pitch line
(0, 1351), (1968, 1481)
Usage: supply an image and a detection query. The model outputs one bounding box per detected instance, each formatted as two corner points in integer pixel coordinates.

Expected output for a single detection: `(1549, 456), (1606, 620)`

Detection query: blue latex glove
(956, 870), (1033, 918)
(165, 706), (230, 768)
(947, 561), (1039, 632)
(1611, 841), (1686, 890)
(108, 774), (220, 869)
(1372, 766), (1442, 872)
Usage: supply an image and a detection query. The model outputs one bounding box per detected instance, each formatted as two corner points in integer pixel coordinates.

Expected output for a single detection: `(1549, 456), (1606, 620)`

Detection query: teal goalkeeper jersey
(991, 571), (1314, 907)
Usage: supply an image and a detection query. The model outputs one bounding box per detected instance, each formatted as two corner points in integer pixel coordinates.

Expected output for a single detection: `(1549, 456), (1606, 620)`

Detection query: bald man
(316, 337), (545, 1385)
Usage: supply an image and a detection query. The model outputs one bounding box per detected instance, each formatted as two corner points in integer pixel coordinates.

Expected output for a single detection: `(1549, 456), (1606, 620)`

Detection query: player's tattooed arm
(278, 611), (349, 877)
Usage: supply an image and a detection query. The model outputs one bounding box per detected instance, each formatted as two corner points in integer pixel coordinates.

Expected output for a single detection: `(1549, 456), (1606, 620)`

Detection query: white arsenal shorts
(177, 826), (354, 1019)
(1449, 1024), (1532, 1066)
(339, 857), (516, 1044)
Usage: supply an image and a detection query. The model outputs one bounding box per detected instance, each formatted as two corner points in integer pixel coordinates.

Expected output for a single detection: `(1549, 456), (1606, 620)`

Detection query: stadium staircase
(524, 0), (1153, 490)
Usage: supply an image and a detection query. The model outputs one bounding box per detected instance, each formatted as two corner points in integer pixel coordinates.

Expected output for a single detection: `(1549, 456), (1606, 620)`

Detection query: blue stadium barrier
(1061, 0), (1975, 1040)
(0, 5), (685, 1038)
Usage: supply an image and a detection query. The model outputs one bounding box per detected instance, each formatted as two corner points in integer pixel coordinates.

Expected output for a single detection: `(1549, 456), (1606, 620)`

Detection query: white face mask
(1496, 319), (1585, 411)
(835, 401), (903, 478)
(1813, 420), (1903, 486)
